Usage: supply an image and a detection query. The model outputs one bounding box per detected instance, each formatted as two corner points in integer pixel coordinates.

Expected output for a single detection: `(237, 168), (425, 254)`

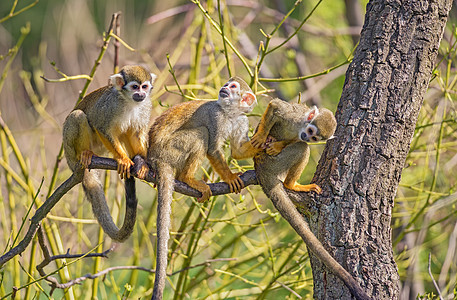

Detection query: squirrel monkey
(148, 77), (258, 299)
(62, 65), (156, 242)
(252, 100), (370, 299)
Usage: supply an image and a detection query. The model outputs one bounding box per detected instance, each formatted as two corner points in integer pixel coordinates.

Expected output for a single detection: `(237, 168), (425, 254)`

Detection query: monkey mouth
(219, 88), (229, 98)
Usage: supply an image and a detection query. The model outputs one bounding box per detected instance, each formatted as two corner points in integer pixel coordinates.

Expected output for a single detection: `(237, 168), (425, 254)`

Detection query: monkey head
(218, 76), (257, 113)
(110, 65), (157, 102)
(299, 107), (336, 143)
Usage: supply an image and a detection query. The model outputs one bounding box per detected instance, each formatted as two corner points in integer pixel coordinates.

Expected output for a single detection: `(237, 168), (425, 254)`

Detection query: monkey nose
(300, 132), (308, 142)
(219, 88), (229, 98)
(133, 93), (146, 102)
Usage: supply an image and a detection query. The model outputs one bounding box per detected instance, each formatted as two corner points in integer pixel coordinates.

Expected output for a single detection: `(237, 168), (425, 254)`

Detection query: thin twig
(0, 172), (83, 267)
(428, 253), (444, 300)
(113, 12), (121, 73)
(36, 227), (113, 292)
(0, 0), (39, 24)
(192, 0), (254, 78)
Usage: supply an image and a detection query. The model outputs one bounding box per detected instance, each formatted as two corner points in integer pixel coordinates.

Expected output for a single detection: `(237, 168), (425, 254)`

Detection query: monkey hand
(265, 141), (284, 156)
(250, 132), (268, 149)
(117, 156), (134, 179)
(225, 172), (244, 194)
(80, 150), (95, 169)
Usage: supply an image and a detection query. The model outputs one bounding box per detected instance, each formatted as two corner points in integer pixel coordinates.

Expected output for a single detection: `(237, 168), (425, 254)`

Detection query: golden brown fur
(251, 99), (369, 299)
(62, 65), (156, 242)
(148, 77), (259, 299)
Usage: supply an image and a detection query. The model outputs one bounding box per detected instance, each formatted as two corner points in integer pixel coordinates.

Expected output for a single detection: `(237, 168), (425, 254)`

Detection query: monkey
(251, 99), (371, 300)
(62, 65), (156, 242)
(148, 77), (259, 300)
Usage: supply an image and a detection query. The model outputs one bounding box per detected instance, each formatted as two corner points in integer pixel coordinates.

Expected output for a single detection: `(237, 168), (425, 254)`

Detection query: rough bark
(309, 0), (452, 299)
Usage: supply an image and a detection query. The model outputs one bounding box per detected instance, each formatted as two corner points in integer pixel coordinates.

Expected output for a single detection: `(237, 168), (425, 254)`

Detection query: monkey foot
(117, 157), (134, 179)
(285, 183), (322, 194)
(197, 185), (212, 203)
(80, 150), (95, 169)
(196, 181), (213, 203)
(136, 164), (149, 180)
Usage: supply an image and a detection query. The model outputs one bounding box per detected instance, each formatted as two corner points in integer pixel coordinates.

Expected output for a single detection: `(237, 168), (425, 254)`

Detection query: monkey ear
(241, 92), (256, 106)
(307, 106), (319, 122)
(110, 74), (125, 90)
(150, 73), (157, 84)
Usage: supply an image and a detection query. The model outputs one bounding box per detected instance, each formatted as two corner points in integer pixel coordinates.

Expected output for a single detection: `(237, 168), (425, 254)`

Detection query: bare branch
(428, 253), (444, 300)
(36, 229), (235, 293)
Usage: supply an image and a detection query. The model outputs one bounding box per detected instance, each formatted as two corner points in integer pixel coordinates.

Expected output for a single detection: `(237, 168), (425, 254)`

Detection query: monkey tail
(152, 162), (174, 300)
(82, 170), (137, 242)
(257, 171), (371, 300)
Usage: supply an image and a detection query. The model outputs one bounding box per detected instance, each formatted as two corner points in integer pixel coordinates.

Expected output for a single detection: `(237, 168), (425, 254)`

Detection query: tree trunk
(309, 0), (452, 298)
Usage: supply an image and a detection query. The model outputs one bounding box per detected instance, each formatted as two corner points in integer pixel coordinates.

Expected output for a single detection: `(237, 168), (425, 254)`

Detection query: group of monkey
(61, 65), (368, 299)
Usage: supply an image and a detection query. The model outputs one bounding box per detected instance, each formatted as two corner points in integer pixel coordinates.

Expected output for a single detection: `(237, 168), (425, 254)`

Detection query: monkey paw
(226, 172), (244, 194)
(265, 142), (283, 156)
(136, 164), (149, 180)
(250, 132), (268, 149)
(117, 157), (134, 179)
(80, 150), (95, 169)
(197, 183), (212, 203)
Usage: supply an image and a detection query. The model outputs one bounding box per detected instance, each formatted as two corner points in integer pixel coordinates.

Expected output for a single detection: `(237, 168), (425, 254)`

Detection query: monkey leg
(251, 100), (283, 148)
(207, 151), (244, 194)
(177, 154), (212, 203)
(62, 110), (94, 171)
(123, 129), (149, 179)
(280, 142), (321, 194)
(169, 128), (212, 202)
(96, 130), (133, 179)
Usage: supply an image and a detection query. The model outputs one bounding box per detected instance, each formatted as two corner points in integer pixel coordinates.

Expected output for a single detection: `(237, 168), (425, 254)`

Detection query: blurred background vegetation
(0, 0), (456, 299)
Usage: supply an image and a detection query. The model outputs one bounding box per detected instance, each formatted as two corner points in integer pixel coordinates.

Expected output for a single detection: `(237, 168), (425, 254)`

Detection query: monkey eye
(142, 84), (149, 89)
(230, 83), (237, 89)
(307, 128), (315, 135)
(132, 84), (139, 90)
(311, 136), (319, 142)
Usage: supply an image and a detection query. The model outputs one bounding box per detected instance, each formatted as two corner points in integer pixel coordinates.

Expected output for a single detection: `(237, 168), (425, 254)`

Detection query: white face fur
(111, 73), (156, 102)
(298, 107), (321, 143)
(218, 80), (256, 113)
(123, 80), (153, 102)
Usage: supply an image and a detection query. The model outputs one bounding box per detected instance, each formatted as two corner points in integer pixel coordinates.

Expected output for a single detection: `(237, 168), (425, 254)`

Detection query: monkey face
(298, 107), (337, 142)
(219, 78), (256, 113)
(124, 81), (153, 102)
(110, 66), (157, 103)
(299, 123), (321, 142)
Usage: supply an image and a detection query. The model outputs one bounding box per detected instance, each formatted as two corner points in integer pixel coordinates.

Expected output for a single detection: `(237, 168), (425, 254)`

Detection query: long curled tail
(82, 170), (137, 242)
(152, 163), (174, 300)
(257, 171), (370, 300)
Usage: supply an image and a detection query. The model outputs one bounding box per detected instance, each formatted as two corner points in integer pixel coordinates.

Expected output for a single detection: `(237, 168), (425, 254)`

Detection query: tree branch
(0, 155), (311, 269)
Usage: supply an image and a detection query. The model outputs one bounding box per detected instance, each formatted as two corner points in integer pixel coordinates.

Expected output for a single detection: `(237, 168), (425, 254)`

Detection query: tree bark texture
(310, 0), (452, 299)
